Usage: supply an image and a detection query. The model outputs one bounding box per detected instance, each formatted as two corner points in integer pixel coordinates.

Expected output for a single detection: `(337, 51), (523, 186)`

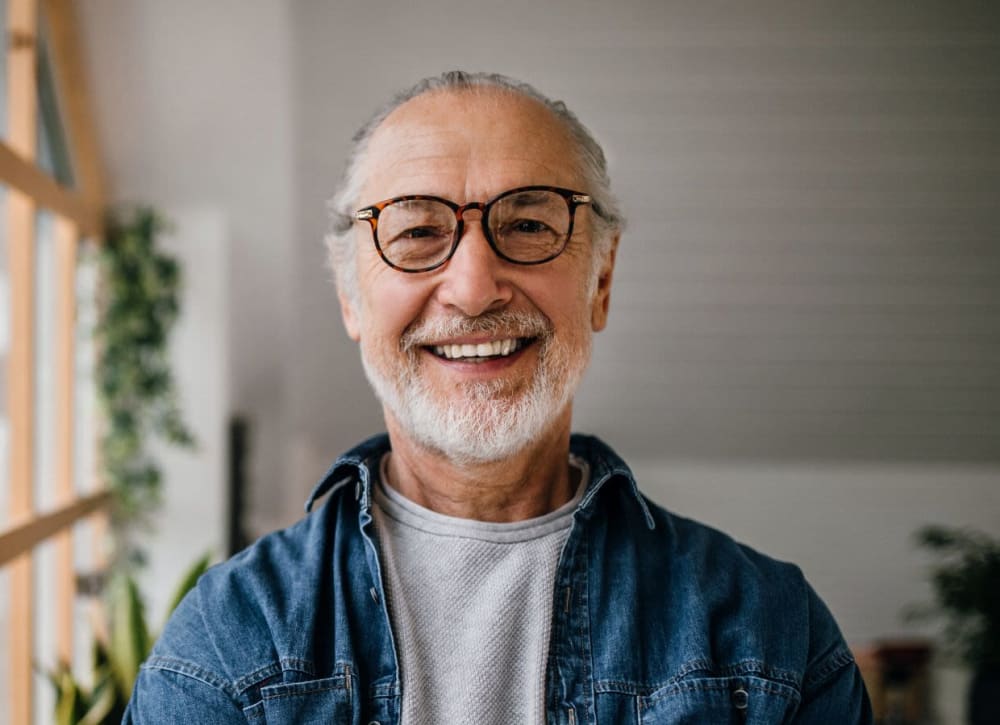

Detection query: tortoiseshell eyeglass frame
(353, 185), (594, 273)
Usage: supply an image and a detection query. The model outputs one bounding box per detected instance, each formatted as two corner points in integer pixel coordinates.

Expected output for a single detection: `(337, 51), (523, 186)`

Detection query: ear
(338, 288), (362, 342)
(590, 234), (619, 332)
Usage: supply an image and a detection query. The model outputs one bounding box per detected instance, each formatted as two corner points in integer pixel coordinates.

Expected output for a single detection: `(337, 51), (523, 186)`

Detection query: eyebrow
(505, 191), (553, 206)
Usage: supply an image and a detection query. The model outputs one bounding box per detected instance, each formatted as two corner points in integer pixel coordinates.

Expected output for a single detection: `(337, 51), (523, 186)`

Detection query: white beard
(359, 309), (591, 465)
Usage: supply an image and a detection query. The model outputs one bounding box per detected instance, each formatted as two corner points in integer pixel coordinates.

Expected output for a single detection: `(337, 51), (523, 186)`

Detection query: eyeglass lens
(375, 189), (572, 271)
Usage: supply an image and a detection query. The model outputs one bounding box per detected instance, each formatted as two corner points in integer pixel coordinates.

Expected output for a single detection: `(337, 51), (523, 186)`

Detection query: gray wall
(79, 3), (999, 695)
(290, 0), (1000, 472)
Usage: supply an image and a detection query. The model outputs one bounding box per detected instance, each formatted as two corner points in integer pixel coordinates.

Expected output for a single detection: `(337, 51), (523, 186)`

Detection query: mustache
(401, 309), (553, 352)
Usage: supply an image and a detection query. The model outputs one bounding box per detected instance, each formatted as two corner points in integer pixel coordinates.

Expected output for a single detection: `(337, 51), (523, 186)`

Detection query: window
(0, 0), (106, 723)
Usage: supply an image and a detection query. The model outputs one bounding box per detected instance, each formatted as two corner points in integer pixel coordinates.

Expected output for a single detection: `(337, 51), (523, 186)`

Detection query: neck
(382, 409), (575, 522)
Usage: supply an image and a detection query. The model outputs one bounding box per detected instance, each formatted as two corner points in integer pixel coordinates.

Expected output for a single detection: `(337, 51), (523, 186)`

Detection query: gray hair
(325, 71), (623, 302)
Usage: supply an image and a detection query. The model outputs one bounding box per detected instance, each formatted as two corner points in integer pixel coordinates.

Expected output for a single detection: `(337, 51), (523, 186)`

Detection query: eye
(400, 226), (440, 239)
(385, 225), (451, 243)
(507, 219), (551, 235)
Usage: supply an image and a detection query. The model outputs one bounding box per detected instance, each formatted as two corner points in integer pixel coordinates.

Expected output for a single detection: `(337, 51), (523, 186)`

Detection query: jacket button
(732, 687), (749, 710)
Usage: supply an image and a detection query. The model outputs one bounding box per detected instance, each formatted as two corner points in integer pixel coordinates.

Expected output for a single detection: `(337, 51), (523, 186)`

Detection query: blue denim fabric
(124, 434), (872, 724)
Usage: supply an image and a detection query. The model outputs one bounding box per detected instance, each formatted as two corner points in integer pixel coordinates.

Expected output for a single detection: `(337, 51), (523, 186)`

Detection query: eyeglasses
(354, 185), (593, 273)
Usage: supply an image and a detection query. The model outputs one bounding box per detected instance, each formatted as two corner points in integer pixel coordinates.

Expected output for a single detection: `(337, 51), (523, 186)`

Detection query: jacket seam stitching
(593, 659), (802, 696)
(638, 677), (800, 709)
(142, 656), (240, 701)
(230, 658), (319, 693)
(803, 647), (855, 692)
(260, 676), (349, 700)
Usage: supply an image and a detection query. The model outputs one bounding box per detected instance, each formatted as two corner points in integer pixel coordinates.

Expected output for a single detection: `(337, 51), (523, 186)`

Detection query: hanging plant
(94, 207), (195, 570)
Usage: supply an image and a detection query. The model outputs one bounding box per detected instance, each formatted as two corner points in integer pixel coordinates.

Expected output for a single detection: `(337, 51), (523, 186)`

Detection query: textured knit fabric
(371, 454), (588, 725)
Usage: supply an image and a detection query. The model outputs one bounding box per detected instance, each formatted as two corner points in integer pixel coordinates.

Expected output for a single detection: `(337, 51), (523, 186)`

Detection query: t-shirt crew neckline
(375, 452), (590, 544)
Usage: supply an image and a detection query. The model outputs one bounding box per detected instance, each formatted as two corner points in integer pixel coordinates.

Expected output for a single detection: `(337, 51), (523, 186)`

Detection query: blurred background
(1, 1), (998, 723)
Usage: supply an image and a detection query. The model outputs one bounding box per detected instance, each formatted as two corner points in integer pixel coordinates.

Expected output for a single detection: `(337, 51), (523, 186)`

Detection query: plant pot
(969, 666), (1000, 725)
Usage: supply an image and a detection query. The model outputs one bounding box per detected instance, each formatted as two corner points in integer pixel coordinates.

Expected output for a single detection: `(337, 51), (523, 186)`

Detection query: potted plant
(911, 525), (1000, 725)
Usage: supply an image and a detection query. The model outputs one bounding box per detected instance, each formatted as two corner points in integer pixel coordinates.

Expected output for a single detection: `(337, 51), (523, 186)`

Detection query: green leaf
(80, 671), (118, 725)
(108, 575), (151, 699)
(53, 668), (83, 725)
(909, 524), (1000, 668)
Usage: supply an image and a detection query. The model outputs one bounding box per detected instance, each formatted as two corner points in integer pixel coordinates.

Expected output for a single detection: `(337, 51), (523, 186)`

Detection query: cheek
(529, 280), (593, 342)
(359, 267), (432, 339)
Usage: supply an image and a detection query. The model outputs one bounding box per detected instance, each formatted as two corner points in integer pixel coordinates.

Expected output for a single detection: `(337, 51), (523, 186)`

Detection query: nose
(434, 211), (512, 316)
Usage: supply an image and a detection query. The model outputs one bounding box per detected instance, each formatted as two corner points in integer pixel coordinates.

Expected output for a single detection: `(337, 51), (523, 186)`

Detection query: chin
(364, 360), (579, 467)
(391, 389), (564, 465)
(360, 322), (590, 465)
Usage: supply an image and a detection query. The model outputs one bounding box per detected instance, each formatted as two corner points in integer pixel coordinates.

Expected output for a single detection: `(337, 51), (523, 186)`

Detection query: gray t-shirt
(372, 455), (588, 725)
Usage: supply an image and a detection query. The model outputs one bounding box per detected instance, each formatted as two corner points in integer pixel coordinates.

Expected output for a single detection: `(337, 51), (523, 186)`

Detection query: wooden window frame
(0, 0), (106, 723)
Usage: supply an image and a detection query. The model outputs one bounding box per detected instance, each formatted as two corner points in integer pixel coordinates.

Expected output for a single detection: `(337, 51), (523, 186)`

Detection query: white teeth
(431, 338), (523, 360)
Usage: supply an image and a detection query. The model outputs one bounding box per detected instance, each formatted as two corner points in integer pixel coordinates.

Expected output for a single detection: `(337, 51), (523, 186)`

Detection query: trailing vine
(94, 207), (194, 569)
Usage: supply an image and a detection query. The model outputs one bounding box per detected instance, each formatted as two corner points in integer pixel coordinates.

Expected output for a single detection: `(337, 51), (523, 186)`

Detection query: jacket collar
(305, 432), (654, 529)
(570, 434), (656, 529)
(304, 433), (388, 513)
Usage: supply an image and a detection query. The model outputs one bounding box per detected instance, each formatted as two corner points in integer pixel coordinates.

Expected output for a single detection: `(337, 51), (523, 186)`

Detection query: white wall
(140, 207), (230, 625)
(78, 0), (296, 539)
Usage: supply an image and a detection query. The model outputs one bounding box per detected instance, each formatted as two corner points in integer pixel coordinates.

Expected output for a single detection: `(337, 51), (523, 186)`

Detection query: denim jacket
(125, 434), (872, 724)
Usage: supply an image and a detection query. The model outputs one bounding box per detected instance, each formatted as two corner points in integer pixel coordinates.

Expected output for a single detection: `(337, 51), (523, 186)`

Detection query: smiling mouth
(428, 337), (534, 362)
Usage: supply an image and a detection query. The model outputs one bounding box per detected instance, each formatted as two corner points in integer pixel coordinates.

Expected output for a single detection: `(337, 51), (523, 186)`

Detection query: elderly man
(126, 72), (872, 724)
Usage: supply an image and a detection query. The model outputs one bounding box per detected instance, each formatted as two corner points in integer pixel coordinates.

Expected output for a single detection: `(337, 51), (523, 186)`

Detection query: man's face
(339, 89), (616, 463)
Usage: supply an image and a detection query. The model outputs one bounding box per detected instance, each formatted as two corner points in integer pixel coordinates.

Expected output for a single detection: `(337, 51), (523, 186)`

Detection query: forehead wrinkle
(366, 144), (582, 203)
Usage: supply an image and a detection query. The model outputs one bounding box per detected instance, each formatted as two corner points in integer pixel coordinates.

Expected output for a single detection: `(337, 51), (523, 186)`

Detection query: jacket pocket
(260, 675), (353, 724)
(638, 675), (798, 724)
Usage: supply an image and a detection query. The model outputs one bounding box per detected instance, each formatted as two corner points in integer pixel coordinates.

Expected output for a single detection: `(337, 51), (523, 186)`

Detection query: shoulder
(643, 509), (870, 720)
(146, 483), (357, 699)
(610, 495), (816, 615)
(573, 433), (845, 664)
(669, 501), (844, 626)
(584, 462), (853, 691)
(651, 503), (809, 601)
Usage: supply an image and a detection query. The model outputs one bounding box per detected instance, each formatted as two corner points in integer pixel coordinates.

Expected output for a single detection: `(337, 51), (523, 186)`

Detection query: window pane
(36, 10), (74, 186)
(0, 567), (10, 719)
(0, 185), (8, 525)
(33, 539), (55, 725)
(72, 517), (98, 677)
(33, 209), (55, 512)
(75, 241), (97, 496)
(0, 0), (8, 140)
